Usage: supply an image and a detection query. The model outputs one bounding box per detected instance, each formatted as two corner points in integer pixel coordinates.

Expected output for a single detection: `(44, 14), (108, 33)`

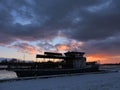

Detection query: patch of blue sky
(0, 46), (18, 58)
(51, 36), (69, 45)
(28, 41), (39, 47)
(11, 10), (32, 25)
(87, 0), (112, 12)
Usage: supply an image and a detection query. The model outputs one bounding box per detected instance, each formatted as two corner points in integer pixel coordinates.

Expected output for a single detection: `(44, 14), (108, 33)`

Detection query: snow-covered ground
(0, 71), (120, 90)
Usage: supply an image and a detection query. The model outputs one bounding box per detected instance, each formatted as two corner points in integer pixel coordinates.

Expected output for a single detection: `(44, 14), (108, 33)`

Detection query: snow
(0, 71), (120, 90)
(0, 70), (17, 80)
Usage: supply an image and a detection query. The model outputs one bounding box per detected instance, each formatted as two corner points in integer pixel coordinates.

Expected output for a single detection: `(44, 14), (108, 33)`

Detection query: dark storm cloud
(0, 0), (120, 56)
(0, 0), (113, 44)
(67, 12), (120, 41)
(0, 0), (60, 44)
(82, 35), (120, 56)
(63, 0), (120, 41)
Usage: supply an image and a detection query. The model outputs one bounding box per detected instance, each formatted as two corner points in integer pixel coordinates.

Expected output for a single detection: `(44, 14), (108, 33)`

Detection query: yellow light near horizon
(35, 58), (63, 62)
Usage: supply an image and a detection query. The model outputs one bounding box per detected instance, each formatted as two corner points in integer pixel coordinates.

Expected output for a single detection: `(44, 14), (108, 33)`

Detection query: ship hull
(14, 66), (99, 77)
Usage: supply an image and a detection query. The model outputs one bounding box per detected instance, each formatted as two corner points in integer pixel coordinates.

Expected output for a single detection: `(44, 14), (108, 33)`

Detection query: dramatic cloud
(10, 42), (41, 54)
(0, 0), (120, 63)
(1, 0), (120, 43)
(55, 44), (70, 52)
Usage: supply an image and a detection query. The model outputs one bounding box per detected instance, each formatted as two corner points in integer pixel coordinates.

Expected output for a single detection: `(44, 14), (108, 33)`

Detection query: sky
(0, 0), (120, 64)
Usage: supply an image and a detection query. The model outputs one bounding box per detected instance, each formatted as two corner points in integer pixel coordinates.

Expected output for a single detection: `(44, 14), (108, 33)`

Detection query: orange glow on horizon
(86, 54), (120, 64)
(14, 43), (120, 64)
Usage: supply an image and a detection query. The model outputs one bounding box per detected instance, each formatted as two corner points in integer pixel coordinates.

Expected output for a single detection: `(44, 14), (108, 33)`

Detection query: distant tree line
(0, 58), (27, 63)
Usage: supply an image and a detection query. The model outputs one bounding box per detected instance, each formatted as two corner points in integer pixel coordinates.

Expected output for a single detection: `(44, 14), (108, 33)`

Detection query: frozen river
(0, 71), (120, 90)
(0, 65), (120, 90)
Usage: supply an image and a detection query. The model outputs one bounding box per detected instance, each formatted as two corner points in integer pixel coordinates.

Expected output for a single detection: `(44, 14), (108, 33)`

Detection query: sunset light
(0, 0), (120, 64)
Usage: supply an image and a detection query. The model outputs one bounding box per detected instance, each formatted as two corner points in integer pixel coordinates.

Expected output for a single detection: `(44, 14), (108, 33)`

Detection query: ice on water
(0, 70), (17, 80)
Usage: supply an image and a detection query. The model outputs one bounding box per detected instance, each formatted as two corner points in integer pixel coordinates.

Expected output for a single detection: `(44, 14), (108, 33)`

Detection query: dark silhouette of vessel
(13, 51), (99, 77)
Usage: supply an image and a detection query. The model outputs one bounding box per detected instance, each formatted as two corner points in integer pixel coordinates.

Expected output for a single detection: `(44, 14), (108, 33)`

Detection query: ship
(13, 51), (100, 77)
